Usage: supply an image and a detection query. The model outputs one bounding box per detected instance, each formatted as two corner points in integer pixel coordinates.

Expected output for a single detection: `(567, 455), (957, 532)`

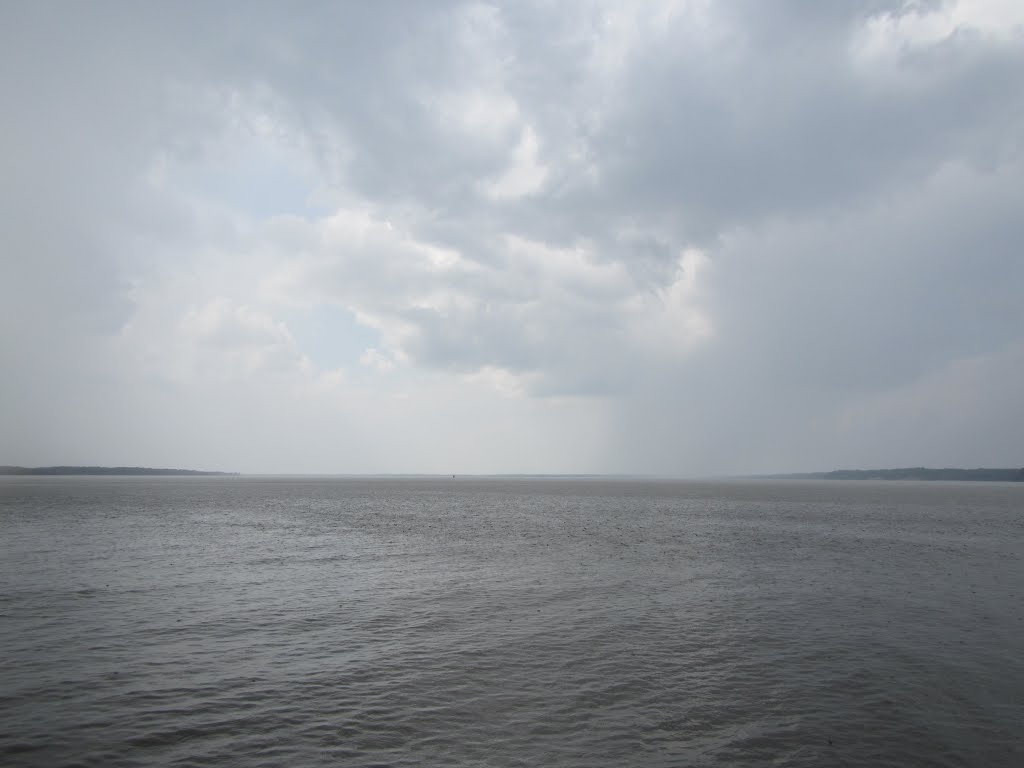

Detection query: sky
(2, 0), (1023, 475)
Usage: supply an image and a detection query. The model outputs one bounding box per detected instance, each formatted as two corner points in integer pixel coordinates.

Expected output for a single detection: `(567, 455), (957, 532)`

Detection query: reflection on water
(1, 477), (1022, 766)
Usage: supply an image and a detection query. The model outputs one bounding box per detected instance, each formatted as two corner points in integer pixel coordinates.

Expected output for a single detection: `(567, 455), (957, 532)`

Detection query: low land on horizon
(2, 466), (1022, 481)
(759, 467), (1024, 482)
(0, 466), (238, 476)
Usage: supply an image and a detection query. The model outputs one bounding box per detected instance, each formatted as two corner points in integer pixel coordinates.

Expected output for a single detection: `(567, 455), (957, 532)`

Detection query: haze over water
(1, 476), (1021, 767)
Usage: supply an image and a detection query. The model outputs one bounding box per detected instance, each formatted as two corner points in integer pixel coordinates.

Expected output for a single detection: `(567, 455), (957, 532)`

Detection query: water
(1, 477), (1021, 767)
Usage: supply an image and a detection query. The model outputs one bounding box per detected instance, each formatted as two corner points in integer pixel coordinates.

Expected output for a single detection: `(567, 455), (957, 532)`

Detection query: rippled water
(1, 477), (1022, 767)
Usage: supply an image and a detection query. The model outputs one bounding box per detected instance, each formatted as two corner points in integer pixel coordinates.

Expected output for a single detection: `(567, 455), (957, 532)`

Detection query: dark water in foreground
(1, 477), (1021, 767)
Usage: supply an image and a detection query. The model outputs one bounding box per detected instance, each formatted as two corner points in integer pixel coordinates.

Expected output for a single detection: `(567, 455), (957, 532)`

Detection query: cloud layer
(2, 1), (1022, 474)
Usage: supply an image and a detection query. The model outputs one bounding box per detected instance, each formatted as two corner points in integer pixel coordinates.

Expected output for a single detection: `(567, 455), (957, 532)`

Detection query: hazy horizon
(3, 2), (1023, 475)
(4, 465), (1023, 481)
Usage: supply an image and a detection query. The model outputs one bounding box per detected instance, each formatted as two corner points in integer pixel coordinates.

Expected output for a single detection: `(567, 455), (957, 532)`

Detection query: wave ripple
(1, 477), (1022, 766)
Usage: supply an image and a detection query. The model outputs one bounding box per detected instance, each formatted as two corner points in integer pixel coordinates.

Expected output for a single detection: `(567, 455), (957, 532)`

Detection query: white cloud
(857, 0), (1024, 56)
(360, 347), (396, 372)
(481, 125), (549, 200)
(433, 87), (522, 143)
(179, 298), (308, 377)
(626, 248), (712, 359)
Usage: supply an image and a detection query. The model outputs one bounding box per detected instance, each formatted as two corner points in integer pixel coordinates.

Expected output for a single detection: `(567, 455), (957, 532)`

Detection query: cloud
(1, 0), (1022, 473)
(178, 298), (309, 378)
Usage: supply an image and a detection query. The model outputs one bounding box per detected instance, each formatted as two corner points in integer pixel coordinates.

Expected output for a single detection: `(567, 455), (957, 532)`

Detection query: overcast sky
(2, 1), (1023, 475)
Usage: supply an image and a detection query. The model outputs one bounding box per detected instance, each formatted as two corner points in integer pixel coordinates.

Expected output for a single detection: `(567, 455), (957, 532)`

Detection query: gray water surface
(1, 477), (1022, 766)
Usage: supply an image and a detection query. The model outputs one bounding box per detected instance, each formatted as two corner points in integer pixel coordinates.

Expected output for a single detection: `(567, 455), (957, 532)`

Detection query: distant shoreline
(0, 466), (238, 476)
(756, 467), (1024, 482)
(2, 466), (1021, 481)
